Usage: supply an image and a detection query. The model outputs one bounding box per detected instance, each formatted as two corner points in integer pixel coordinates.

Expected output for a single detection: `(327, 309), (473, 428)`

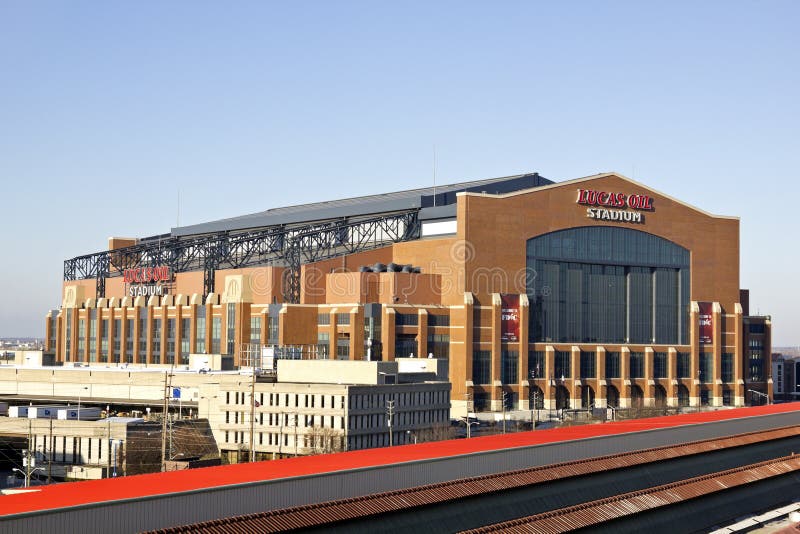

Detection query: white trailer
(57, 407), (102, 421)
(8, 406), (28, 418)
(27, 406), (64, 419)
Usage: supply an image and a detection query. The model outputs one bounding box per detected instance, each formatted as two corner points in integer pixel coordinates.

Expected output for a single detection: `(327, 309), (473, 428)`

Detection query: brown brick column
(490, 294), (502, 411)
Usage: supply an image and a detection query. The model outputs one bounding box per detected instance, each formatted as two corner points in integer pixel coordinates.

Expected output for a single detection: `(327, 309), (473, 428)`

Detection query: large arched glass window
(527, 226), (690, 344)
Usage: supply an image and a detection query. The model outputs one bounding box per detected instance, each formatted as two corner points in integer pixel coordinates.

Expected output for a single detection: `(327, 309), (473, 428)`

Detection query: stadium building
(45, 172), (772, 413)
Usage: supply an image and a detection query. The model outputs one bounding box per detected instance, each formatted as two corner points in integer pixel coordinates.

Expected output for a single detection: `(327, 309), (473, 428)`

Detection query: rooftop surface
(1, 403), (797, 517)
(169, 171), (551, 237)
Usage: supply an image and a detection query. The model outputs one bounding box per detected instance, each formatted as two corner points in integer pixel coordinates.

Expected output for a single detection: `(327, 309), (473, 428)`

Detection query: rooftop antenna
(433, 145), (437, 207)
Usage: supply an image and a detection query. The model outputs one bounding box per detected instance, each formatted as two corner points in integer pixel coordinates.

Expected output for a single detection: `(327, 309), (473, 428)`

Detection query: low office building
(47, 171), (772, 413)
(0, 415), (217, 481)
(211, 359), (451, 461)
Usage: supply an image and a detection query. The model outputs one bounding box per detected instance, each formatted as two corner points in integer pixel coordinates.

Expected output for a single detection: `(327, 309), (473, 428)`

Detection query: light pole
(110, 439), (123, 477)
(406, 430), (417, 444)
(77, 386), (89, 420)
(464, 418), (478, 438)
(386, 400), (395, 446)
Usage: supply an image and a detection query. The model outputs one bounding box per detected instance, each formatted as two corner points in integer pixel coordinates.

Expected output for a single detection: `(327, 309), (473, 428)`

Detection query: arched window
(527, 226), (690, 344)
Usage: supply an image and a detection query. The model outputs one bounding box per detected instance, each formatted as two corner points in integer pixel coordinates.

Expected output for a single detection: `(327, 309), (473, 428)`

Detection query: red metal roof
(1, 403), (797, 517)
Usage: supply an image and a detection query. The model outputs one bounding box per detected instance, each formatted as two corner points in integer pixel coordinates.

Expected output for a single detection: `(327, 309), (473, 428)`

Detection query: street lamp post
(464, 418), (478, 439)
(110, 439), (123, 477)
(406, 430), (417, 444)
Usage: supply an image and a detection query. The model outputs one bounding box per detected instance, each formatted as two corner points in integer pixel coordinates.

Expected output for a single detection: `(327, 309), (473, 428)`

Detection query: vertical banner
(698, 302), (713, 344)
(500, 294), (520, 343)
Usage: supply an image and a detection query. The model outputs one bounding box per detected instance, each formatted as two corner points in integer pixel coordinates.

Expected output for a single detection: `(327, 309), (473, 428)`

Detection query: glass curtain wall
(527, 226), (690, 344)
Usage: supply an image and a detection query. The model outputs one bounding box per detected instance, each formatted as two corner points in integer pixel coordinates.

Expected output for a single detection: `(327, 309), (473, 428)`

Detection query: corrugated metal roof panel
(145, 426), (800, 533)
(465, 455), (800, 533)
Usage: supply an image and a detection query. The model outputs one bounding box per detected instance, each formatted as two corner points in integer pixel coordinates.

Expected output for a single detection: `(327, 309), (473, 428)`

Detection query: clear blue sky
(0, 2), (797, 344)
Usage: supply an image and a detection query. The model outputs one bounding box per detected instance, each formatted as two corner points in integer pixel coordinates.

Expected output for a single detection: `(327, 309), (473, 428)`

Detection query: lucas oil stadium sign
(123, 266), (171, 297)
(576, 189), (654, 224)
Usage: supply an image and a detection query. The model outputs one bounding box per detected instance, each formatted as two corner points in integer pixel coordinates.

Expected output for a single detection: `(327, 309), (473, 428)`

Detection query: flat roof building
(46, 171), (772, 414)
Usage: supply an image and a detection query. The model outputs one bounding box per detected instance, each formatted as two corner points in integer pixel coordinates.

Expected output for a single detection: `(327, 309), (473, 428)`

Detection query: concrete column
(667, 347), (678, 407)
(570, 346), (581, 409)
(644, 347), (654, 407)
(545, 345), (555, 410)
(595, 347), (607, 408)
(620, 346), (631, 408)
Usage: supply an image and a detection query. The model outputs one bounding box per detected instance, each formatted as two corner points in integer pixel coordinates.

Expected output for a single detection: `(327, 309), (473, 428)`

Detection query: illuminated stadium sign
(576, 189), (654, 224)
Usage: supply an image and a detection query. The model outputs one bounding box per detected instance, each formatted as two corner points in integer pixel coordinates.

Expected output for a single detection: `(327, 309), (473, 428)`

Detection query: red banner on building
(500, 294), (520, 343)
(698, 301), (713, 344)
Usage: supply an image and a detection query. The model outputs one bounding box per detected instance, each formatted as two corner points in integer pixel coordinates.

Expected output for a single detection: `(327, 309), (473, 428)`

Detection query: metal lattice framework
(63, 210), (421, 303)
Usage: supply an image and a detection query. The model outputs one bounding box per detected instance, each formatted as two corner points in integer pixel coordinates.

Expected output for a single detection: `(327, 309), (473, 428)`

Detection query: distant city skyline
(1, 2), (798, 344)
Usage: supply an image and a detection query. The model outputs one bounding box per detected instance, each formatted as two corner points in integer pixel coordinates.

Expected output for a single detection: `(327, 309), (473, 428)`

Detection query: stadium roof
(170, 172), (552, 237)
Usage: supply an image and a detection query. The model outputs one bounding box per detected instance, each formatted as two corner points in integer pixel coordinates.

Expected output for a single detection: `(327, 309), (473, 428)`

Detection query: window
(580, 350), (595, 379)
(629, 352), (644, 379)
(267, 315), (279, 344)
(250, 316), (261, 346)
(89, 311), (97, 361)
(112, 319), (121, 363)
(501, 350), (518, 384)
(336, 335), (349, 359)
(121, 318), (133, 363)
(748, 322), (766, 334)
(699, 353), (713, 383)
(395, 334), (417, 357)
(226, 303), (236, 355)
(180, 318), (190, 364)
(152, 318), (162, 363)
(677, 352), (690, 378)
(317, 332), (330, 359)
(427, 314), (450, 327)
(528, 350), (545, 379)
(336, 313), (350, 326)
(605, 351), (620, 378)
(196, 307), (206, 354)
(138, 309), (148, 363)
(65, 309), (73, 361)
(555, 350), (571, 379)
(100, 319), (109, 363)
(166, 318), (176, 365)
(472, 350), (491, 385)
(654, 352), (667, 379)
(749, 349), (764, 382)
(527, 227), (690, 345)
(318, 313), (330, 325)
(395, 313), (418, 326)
(211, 317), (222, 354)
(427, 334), (449, 359)
(78, 318), (86, 355)
(722, 353), (734, 383)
